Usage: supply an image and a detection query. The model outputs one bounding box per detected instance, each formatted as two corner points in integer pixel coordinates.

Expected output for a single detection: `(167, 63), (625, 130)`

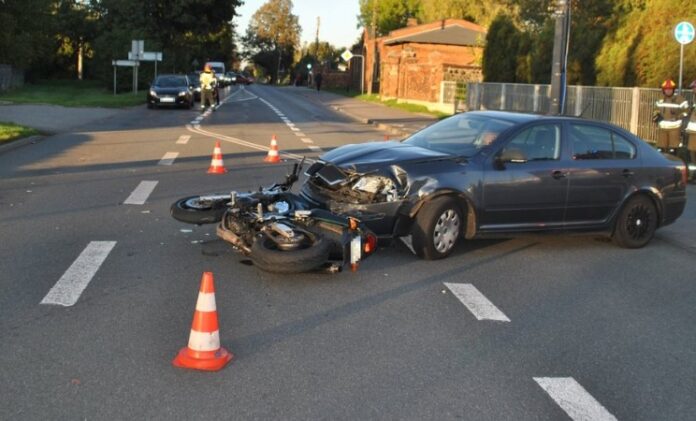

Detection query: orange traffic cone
(173, 272), (233, 371)
(207, 141), (227, 174)
(264, 135), (281, 163)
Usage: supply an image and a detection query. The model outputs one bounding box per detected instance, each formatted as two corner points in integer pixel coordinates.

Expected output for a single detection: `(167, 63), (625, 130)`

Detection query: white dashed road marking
(308, 145), (322, 152)
(443, 283), (510, 322)
(158, 152), (179, 166)
(176, 135), (191, 144)
(294, 132), (306, 137)
(534, 377), (618, 421)
(124, 180), (159, 205)
(40, 241), (117, 307)
(300, 138), (314, 144)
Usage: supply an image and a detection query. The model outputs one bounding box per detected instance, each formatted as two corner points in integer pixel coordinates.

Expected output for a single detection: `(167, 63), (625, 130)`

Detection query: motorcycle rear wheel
(250, 231), (330, 273)
(170, 195), (228, 225)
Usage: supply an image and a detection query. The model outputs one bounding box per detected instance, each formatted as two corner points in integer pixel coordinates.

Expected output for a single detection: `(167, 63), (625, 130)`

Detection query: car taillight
(363, 234), (377, 254)
(680, 165), (688, 185)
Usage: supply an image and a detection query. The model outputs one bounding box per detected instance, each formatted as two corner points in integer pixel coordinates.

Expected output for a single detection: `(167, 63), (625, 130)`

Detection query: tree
(357, 0), (421, 36)
(418, 0), (507, 27)
(483, 14), (520, 82)
(0, 0), (55, 72)
(243, 0), (301, 84)
(54, 0), (99, 79)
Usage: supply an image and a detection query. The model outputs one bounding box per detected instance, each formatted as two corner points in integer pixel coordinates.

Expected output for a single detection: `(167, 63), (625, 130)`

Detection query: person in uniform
(685, 80), (696, 167)
(653, 79), (689, 152)
(199, 64), (215, 111)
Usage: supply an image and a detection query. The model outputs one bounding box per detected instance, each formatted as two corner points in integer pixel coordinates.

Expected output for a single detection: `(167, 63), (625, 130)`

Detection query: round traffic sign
(675, 21), (695, 45)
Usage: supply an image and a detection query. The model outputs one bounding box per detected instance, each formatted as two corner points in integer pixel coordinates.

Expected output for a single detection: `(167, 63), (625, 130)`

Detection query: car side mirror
(495, 148), (528, 169)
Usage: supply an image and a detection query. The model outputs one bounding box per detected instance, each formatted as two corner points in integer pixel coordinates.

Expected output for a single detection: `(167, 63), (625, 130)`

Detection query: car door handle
(622, 169), (635, 177)
(551, 170), (567, 179)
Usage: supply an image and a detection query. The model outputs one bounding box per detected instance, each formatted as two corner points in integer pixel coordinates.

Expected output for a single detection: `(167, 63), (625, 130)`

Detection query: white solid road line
(534, 377), (618, 421)
(176, 135), (191, 144)
(40, 241), (117, 307)
(443, 283), (510, 322)
(124, 180), (159, 205)
(158, 152), (179, 166)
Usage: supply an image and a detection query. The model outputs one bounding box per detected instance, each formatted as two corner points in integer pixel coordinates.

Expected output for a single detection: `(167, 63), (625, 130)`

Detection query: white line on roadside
(443, 283), (510, 322)
(176, 135), (191, 144)
(534, 377), (618, 421)
(300, 138), (314, 143)
(124, 180), (159, 205)
(40, 241), (117, 307)
(158, 152), (179, 166)
(308, 145), (322, 152)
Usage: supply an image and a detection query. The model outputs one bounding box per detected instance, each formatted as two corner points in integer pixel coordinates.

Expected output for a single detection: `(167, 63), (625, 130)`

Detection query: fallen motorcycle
(170, 160), (377, 273)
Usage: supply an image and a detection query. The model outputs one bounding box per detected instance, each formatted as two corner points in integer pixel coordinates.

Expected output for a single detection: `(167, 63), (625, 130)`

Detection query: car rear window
(570, 124), (636, 160)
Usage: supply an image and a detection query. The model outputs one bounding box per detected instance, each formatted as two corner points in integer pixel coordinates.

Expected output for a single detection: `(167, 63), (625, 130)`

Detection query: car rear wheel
(411, 196), (463, 260)
(613, 195), (657, 248)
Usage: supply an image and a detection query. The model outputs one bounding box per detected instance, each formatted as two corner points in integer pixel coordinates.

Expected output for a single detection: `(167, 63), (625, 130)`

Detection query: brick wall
(379, 43), (482, 103)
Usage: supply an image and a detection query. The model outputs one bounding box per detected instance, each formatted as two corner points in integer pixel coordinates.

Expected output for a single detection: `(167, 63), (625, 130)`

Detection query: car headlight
(149, 90), (157, 97)
(195, 87), (201, 92)
(178, 91), (188, 96)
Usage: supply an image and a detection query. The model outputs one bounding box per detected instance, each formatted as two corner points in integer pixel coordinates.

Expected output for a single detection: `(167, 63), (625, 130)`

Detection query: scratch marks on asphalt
(443, 283), (510, 322)
(40, 241), (117, 306)
(124, 180), (159, 205)
(534, 377), (618, 421)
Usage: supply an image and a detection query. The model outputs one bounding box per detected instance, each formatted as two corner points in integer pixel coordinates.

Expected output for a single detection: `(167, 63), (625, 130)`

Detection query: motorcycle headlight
(149, 90), (157, 97)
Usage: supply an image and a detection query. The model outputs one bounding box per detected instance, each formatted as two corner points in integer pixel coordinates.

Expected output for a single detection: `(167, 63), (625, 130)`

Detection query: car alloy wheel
(613, 195), (657, 248)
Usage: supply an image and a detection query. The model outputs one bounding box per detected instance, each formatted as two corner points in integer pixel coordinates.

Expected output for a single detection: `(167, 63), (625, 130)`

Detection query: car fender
(404, 189), (478, 239)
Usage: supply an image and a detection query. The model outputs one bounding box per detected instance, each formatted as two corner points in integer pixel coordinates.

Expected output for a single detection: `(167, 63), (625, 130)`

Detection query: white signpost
(675, 21), (694, 94)
(341, 50), (364, 94)
(112, 40), (163, 95)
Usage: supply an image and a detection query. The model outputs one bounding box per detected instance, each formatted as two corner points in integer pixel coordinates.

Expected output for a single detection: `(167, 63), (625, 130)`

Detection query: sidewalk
(287, 87), (438, 137)
(0, 104), (125, 134)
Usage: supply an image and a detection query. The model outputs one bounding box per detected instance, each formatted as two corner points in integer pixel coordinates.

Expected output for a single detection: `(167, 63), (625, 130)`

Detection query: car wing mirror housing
(496, 148), (528, 169)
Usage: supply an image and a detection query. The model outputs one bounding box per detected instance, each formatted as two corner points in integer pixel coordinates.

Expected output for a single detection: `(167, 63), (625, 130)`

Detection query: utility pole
(315, 16), (320, 62)
(549, 0), (571, 115)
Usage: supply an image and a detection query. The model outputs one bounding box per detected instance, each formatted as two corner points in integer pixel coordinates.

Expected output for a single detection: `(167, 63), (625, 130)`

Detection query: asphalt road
(2, 84), (696, 420)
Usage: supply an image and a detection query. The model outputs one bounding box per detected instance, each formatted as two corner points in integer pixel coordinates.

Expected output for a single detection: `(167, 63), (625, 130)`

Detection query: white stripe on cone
(195, 292), (217, 312)
(188, 329), (221, 352)
(211, 159), (224, 166)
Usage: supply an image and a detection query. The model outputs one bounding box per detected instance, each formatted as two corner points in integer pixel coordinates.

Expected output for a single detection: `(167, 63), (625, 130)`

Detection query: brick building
(363, 19), (486, 110)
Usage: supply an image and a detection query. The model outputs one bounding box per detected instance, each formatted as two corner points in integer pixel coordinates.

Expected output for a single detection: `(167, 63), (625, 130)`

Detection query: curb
(328, 104), (413, 138)
(0, 134), (43, 155)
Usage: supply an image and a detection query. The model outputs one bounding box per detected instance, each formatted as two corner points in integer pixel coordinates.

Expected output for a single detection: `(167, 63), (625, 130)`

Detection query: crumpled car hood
(320, 141), (449, 170)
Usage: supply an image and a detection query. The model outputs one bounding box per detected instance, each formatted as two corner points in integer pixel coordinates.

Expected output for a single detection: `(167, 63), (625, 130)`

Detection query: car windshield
(403, 113), (516, 156)
(155, 76), (187, 87)
(187, 75), (200, 86)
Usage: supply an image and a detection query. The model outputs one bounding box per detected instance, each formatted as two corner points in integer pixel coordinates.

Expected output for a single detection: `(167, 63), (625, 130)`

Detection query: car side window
(501, 124), (561, 161)
(571, 124), (636, 160)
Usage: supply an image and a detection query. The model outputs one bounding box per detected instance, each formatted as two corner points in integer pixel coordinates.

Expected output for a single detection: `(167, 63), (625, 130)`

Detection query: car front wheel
(613, 195), (657, 248)
(411, 196), (463, 260)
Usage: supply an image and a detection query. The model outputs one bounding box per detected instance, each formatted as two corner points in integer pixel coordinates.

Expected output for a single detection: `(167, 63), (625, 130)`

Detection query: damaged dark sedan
(172, 111), (687, 273)
(301, 111), (687, 259)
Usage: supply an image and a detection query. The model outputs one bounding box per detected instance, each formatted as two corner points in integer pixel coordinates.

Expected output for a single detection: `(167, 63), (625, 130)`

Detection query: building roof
(383, 19), (486, 47)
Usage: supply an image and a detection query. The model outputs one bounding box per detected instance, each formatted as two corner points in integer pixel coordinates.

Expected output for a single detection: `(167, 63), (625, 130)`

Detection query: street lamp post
(549, 0), (571, 115)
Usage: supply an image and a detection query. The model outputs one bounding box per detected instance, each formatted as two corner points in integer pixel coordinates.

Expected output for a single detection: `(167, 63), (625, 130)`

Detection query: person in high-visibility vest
(686, 80), (696, 165)
(653, 79), (689, 152)
(199, 64), (216, 110)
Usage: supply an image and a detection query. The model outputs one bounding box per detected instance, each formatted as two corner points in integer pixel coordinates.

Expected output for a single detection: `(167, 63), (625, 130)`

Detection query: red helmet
(204, 64), (212, 72)
(661, 79), (676, 90)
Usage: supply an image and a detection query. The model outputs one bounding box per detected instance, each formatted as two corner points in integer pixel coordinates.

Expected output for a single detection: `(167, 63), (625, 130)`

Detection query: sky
(233, 0), (363, 50)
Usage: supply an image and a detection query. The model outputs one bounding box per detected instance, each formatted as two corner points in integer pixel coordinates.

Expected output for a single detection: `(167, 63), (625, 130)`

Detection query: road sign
(112, 60), (139, 67)
(675, 22), (695, 45)
(129, 52), (162, 61)
(341, 50), (354, 62)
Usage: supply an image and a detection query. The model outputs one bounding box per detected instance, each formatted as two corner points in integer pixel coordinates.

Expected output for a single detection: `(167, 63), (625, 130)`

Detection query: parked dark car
(147, 74), (194, 109)
(300, 111), (688, 259)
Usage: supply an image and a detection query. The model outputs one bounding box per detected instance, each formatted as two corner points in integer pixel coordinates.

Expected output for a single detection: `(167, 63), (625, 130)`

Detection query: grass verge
(0, 79), (145, 108)
(0, 122), (39, 144)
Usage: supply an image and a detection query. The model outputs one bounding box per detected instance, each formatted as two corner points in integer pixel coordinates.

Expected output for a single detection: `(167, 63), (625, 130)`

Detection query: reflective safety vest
(655, 95), (689, 129)
(199, 71), (215, 90)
